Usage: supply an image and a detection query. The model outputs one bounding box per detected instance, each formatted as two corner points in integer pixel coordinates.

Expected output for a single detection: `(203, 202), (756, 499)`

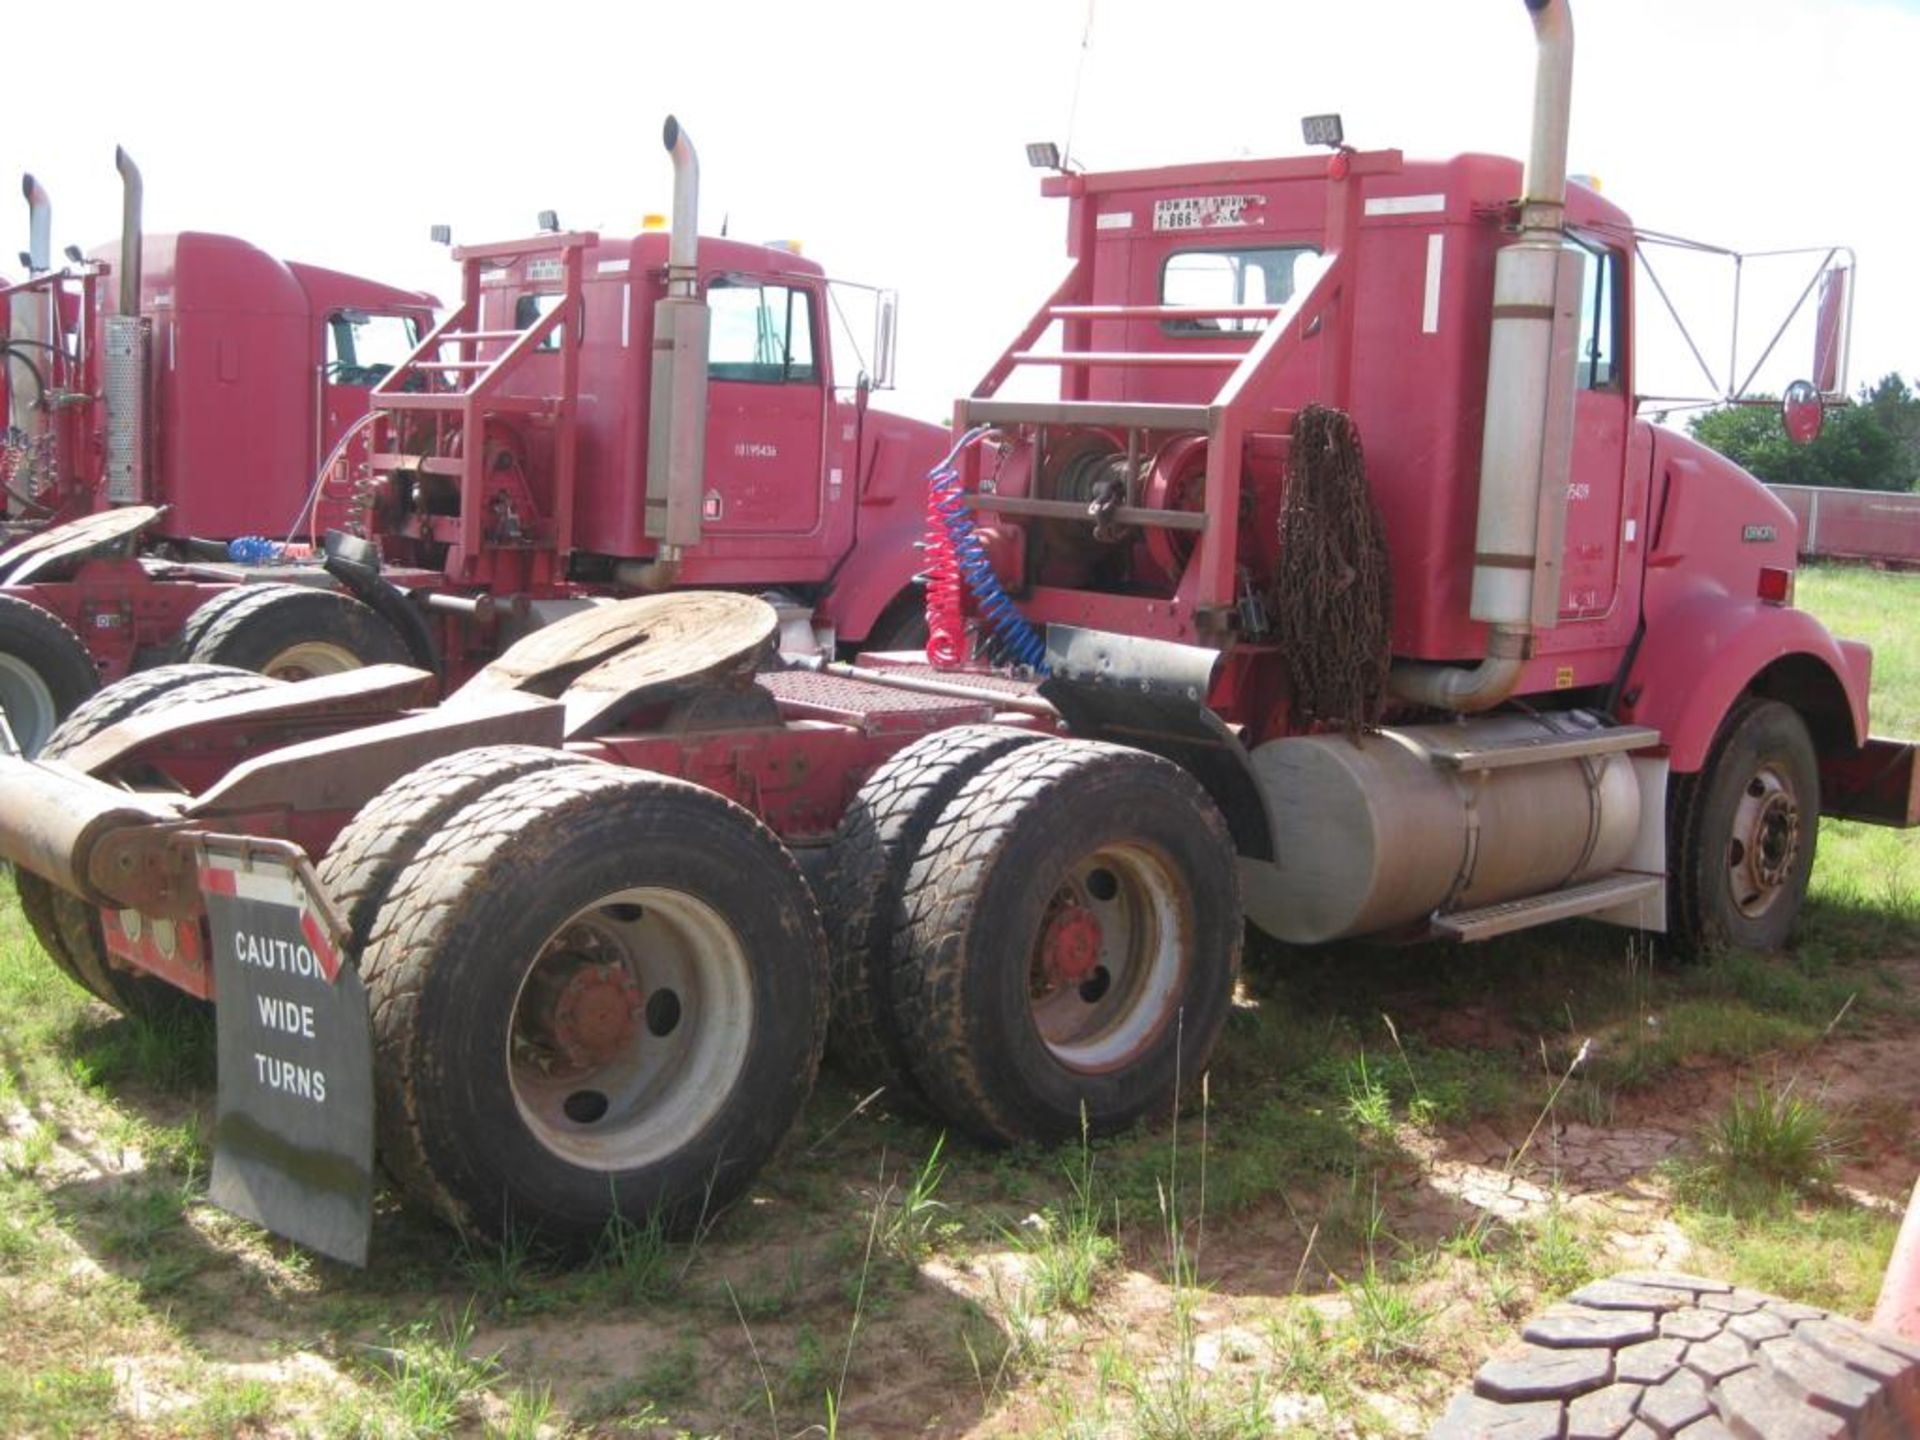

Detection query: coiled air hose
(922, 426), (1048, 672)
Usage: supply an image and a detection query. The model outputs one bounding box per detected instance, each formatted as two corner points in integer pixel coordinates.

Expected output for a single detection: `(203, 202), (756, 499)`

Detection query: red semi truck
(0, 0), (1909, 1318)
(0, 136), (943, 754)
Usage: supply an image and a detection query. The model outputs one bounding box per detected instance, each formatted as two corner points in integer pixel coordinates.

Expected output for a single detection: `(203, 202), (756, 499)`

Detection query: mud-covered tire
(359, 764), (829, 1250)
(1429, 1270), (1920, 1438)
(185, 583), (410, 679)
(317, 745), (599, 963)
(1669, 698), (1819, 955)
(819, 724), (1046, 1105)
(17, 666), (279, 1017)
(0, 593), (98, 757)
(891, 739), (1241, 1146)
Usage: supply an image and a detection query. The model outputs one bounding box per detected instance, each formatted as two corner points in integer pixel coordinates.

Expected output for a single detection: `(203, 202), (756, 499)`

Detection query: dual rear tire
(823, 731), (1242, 1146)
(327, 750), (828, 1250)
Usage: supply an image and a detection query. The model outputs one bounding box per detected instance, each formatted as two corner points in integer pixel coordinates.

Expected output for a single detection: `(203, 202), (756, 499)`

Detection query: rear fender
(1623, 586), (1867, 773)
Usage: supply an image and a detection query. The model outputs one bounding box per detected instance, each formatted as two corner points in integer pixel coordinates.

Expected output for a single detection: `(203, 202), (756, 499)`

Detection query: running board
(1432, 873), (1664, 942)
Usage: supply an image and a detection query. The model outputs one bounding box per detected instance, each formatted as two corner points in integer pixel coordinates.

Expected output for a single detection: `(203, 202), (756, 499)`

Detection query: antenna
(1060, 0), (1096, 173)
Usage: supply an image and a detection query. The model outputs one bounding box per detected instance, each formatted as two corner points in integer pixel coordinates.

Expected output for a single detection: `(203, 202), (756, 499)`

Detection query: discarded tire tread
(1428, 1269), (1920, 1439)
(818, 723), (1044, 1103)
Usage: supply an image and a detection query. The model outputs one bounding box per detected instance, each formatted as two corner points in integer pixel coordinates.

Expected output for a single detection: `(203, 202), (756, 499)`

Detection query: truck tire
(819, 724), (1047, 1105)
(317, 744), (599, 962)
(19, 666), (279, 1017)
(1429, 1270), (1920, 1439)
(176, 583), (274, 659)
(890, 739), (1241, 1146)
(185, 583), (410, 680)
(0, 593), (98, 758)
(358, 764), (829, 1250)
(1669, 698), (1819, 954)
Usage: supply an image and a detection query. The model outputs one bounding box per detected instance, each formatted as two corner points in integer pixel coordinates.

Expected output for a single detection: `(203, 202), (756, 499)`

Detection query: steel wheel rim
(1027, 842), (1190, 1072)
(263, 640), (360, 680)
(0, 652), (60, 756)
(1728, 761), (1802, 919)
(507, 885), (754, 1170)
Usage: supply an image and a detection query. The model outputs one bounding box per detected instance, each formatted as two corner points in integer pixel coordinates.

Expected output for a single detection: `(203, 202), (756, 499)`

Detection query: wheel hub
(1729, 767), (1801, 917)
(551, 962), (644, 1067)
(1036, 902), (1105, 991)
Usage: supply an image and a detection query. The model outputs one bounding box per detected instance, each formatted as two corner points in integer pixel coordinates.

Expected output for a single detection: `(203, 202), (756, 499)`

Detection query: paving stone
(1671, 1419), (1738, 1438)
(1526, 1306), (1660, 1351)
(1683, 1332), (1759, 1384)
(1716, 1365), (1848, 1440)
(1660, 1308), (1728, 1343)
(1574, 1279), (1692, 1313)
(1427, 1391), (1564, 1439)
(1699, 1291), (1764, 1315)
(1636, 1367), (1711, 1436)
(1620, 1424), (1660, 1440)
(1765, 1300), (1831, 1324)
(1567, 1381), (1646, 1439)
(1476, 1343), (1616, 1403)
(1616, 1338), (1688, 1386)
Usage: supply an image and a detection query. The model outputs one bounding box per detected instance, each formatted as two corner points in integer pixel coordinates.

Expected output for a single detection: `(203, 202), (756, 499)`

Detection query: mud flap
(196, 838), (374, 1266)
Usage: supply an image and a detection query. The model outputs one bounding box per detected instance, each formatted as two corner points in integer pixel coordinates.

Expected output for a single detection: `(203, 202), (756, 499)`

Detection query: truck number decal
(1153, 195), (1262, 231)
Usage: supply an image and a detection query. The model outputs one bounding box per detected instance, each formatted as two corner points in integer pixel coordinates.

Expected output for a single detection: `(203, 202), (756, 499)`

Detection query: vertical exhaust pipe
(115, 147), (143, 317)
(641, 115), (710, 579)
(1390, 0), (1579, 712)
(21, 175), (51, 273)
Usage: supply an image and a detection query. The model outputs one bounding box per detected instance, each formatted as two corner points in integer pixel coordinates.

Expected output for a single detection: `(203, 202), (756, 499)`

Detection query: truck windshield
(1160, 246), (1319, 335)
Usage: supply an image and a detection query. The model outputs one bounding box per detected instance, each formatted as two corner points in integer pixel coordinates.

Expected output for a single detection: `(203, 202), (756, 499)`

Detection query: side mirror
(872, 290), (898, 391)
(1782, 379), (1824, 446)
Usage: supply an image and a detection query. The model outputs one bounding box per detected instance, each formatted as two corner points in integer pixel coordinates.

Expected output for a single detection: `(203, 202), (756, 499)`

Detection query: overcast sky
(6, 0), (1914, 422)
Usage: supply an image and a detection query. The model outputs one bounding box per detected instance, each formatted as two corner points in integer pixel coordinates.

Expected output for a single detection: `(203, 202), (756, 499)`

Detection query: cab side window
(326, 311), (420, 386)
(1573, 242), (1622, 391)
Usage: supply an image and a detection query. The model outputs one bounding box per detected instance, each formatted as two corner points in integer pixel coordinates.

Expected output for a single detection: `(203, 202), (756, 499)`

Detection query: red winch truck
(1, 0), (1912, 1305)
(0, 137), (942, 755)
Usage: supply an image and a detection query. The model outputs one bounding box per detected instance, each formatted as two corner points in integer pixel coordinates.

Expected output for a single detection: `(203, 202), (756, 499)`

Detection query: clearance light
(764, 239), (804, 256)
(1758, 566), (1794, 605)
(641, 214), (668, 232)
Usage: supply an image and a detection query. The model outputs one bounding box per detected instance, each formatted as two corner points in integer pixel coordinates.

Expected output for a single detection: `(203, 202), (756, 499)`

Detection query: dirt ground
(8, 948), (1914, 1438)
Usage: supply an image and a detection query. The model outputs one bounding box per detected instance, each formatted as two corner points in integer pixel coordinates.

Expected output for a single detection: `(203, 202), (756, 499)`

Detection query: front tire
(1669, 698), (1819, 954)
(359, 764), (828, 1250)
(891, 739), (1241, 1145)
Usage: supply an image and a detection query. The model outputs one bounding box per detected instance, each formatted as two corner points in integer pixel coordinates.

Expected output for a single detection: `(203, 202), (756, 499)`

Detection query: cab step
(1413, 722), (1661, 772)
(1432, 872), (1664, 942)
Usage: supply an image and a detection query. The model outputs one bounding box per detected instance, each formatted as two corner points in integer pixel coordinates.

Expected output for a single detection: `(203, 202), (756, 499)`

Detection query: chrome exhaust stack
(115, 146), (144, 316)
(642, 115), (710, 574)
(21, 173), (51, 273)
(1389, 0), (1581, 712)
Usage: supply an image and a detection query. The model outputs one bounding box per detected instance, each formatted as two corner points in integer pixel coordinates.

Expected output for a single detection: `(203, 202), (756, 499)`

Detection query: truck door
(1559, 240), (1630, 623)
(701, 278), (826, 541)
(321, 309), (423, 468)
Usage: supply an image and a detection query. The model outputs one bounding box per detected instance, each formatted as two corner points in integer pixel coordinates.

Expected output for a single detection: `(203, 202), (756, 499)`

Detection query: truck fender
(1622, 586), (1867, 774)
(815, 505), (926, 643)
